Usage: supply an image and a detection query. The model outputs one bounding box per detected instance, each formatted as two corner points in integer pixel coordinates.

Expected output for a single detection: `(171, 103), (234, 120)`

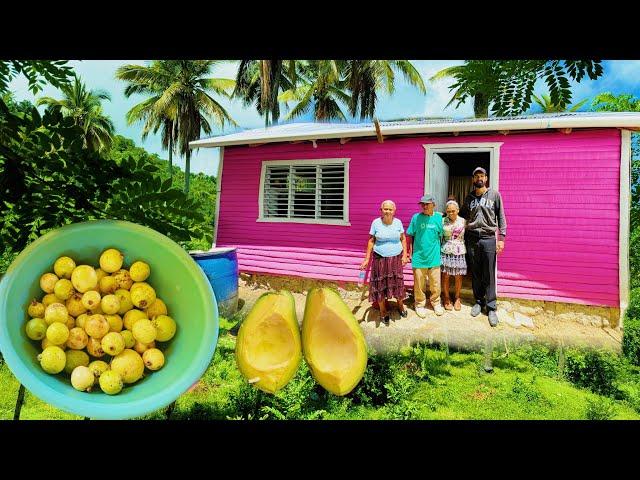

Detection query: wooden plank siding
(216, 128), (621, 307)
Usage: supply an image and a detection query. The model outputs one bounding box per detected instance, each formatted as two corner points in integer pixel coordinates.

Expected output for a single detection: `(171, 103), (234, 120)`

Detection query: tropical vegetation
(116, 60), (236, 193)
(235, 60), (426, 124)
(532, 93), (588, 113)
(36, 76), (115, 153)
(430, 60), (603, 118)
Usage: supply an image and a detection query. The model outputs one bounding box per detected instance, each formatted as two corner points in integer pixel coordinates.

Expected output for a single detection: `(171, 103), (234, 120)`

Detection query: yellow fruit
(42, 293), (59, 308)
(46, 322), (69, 345)
(112, 269), (133, 290)
(143, 348), (164, 371)
(100, 294), (120, 315)
(88, 360), (109, 378)
(85, 314), (110, 339)
(27, 300), (45, 318)
(44, 303), (69, 325)
(40, 273), (59, 293)
(86, 337), (105, 358)
(65, 315), (75, 330)
(95, 268), (108, 282)
(53, 279), (74, 301)
(152, 315), (176, 342)
(25, 318), (47, 340)
(101, 332), (125, 356)
(99, 248), (124, 273)
(133, 340), (155, 355)
(99, 370), (123, 395)
(71, 265), (98, 293)
(110, 349), (144, 384)
(99, 276), (117, 295)
(81, 290), (101, 310)
(53, 256), (76, 279)
(42, 337), (67, 351)
(123, 309), (147, 331)
(66, 327), (89, 350)
(105, 314), (123, 332)
(76, 313), (89, 330)
(302, 288), (367, 396)
(71, 366), (95, 392)
(38, 346), (66, 374)
(66, 293), (87, 317)
(121, 330), (136, 349)
(130, 261), (150, 282)
(130, 283), (156, 309)
(235, 291), (301, 394)
(132, 319), (156, 344)
(115, 289), (133, 315)
(145, 298), (168, 319)
(64, 349), (89, 374)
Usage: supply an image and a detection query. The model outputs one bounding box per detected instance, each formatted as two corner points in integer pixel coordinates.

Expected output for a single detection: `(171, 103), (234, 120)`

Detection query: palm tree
(344, 60), (426, 119)
(233, 60), (297, 127)
(279, 60), (426, 122)
(278, 61), (350, 121)
(37, 76), (115, 152)
(116, 61), (179, 177)
(532, 93), (588, 113)
(117, 60), (236, 194)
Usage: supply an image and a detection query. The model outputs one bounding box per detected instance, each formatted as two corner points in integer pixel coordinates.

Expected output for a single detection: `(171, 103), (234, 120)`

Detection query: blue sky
(9, 60), (640, 176)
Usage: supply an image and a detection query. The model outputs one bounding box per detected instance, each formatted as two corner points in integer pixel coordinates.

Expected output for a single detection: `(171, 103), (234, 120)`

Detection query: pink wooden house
(191, 113), (639, 324)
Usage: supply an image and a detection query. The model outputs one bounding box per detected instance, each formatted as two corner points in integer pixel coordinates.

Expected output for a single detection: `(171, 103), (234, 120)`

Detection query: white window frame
(258, 158), (350, 226)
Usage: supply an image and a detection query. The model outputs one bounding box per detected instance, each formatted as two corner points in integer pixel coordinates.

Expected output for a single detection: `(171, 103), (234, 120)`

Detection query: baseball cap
(419, 194), (435, 204)
(473, 167), (487, 175)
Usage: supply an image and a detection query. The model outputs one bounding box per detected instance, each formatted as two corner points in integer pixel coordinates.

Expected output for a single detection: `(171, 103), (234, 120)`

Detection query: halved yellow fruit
(235, 291), (301, 394)
(302, 288), (367, 396)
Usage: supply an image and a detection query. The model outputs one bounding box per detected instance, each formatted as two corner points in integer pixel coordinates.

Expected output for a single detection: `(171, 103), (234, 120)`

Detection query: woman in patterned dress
(441, 200), (467, 311)
(360, 200), (408, 325)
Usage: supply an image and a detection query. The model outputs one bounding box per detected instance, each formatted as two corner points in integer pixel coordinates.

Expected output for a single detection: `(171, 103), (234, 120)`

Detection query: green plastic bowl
(0, 220), (218, 420)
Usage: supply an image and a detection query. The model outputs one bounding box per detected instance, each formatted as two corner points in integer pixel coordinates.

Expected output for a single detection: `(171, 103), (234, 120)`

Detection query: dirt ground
(235, 278), (622, 355)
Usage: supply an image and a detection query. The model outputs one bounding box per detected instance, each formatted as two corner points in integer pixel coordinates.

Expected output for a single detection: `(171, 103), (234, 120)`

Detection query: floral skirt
(368, 252), (405, 303)
(441, 253), (467, 276)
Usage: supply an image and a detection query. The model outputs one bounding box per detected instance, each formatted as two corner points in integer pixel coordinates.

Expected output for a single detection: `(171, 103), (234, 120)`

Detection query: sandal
(454, 298), (461, 311)
(444, 300), (453, 311)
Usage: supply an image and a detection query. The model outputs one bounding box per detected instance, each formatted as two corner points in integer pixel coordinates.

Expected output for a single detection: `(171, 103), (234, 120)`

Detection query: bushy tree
(0, 99), (205, 253)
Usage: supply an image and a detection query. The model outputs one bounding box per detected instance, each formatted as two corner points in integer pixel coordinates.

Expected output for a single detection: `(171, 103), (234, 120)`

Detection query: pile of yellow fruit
(24, 248), (177, 395)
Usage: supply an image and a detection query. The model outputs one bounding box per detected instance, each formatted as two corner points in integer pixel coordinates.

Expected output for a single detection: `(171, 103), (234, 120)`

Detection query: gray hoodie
(460, 188), (507, 239)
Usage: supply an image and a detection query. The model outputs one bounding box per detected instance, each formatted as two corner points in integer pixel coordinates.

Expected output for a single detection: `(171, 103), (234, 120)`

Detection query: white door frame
(422, 142), (503, 196)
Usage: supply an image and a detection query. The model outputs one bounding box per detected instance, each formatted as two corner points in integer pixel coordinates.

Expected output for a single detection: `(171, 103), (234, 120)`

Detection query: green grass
(2, 331), (640, 421)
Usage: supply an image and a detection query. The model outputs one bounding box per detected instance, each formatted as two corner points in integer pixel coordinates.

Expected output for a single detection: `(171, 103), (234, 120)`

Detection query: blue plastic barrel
(190, 247), (239, 318)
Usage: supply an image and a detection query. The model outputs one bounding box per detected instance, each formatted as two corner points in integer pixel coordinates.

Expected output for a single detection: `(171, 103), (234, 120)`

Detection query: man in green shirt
(407, 194), (445, 317)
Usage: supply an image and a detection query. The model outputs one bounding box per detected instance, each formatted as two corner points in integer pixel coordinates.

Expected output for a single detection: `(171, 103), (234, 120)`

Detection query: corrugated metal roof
(190, 112), (640, 148)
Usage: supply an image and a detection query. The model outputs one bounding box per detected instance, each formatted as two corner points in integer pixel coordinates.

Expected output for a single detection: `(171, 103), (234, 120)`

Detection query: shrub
(351, 352), (400, 406)
(622, 288), (640, 366)
(585, 397), (616, 420)
(564, 349), (621, 397)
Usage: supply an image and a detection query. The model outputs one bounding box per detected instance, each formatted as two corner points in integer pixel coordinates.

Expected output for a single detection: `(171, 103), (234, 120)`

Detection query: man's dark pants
(466, 235), (497, 311)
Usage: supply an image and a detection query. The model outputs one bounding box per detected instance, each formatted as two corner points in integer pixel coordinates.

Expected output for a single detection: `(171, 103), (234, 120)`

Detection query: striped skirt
(368, 252), (405, 303)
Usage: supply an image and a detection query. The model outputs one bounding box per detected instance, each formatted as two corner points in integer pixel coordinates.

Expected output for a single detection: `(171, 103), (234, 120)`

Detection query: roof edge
(190, 114), (640, 148)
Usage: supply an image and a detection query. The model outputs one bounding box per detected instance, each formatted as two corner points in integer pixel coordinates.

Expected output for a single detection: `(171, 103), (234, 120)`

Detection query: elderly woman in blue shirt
(360, 200), (409, 325)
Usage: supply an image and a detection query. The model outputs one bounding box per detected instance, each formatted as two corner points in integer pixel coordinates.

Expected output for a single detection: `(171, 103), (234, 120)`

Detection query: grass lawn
(2, 325), (640, 420)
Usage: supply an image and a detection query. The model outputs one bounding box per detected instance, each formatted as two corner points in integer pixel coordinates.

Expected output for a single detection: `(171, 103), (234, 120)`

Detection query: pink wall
(217, 128), (621, 307)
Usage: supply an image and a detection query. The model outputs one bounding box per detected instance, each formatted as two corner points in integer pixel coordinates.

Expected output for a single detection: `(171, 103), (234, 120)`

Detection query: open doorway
(435, 152), (490, 211)
(424, 143), (501, 214)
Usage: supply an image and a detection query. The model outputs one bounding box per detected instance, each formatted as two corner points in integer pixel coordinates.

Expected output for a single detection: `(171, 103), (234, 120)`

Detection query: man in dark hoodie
(460, 167), (507, 327)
